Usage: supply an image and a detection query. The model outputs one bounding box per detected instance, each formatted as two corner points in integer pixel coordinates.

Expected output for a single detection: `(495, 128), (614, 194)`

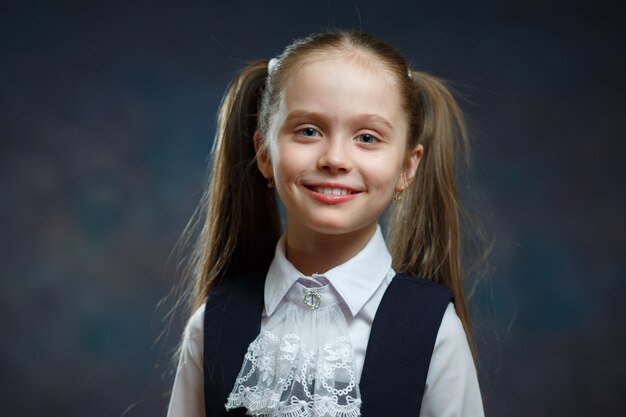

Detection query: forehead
(280, 52), (407, 131)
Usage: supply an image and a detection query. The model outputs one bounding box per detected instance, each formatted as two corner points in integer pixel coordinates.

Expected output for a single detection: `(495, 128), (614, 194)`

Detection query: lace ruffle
(225, 300), (361, 417)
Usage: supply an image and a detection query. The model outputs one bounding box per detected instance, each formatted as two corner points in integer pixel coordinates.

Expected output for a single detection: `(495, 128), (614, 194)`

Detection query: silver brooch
(303, 289), (321, 310)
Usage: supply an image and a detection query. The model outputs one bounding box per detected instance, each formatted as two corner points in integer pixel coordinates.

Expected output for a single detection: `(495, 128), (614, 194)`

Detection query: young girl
(166, 31), (484, 417)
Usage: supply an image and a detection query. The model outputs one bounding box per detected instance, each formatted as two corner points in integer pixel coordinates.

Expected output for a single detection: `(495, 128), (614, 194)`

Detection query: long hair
(181, 30), (478, 356)
(388, 70), (474, 351)
(185, 60), (281, 314)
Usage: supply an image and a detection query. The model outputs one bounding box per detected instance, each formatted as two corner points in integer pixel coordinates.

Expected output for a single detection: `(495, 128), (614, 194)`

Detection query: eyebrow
(284, 110), (394, 132)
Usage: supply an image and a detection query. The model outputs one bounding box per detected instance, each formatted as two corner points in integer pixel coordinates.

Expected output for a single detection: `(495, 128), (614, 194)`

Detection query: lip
(302, 182), (363, 205)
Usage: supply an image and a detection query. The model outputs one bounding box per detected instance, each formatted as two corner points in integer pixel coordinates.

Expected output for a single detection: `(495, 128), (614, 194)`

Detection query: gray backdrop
(2, 0), (625, 416)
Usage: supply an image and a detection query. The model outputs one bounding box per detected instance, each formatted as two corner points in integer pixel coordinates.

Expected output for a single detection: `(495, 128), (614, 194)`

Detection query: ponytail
(187, 60), (281, 314)
(389, 71), (474, 353)
(174, 32), (482, 360)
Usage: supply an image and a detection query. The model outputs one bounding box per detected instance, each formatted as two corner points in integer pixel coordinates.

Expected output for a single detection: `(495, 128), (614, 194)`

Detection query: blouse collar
(264, 224), (392, 317)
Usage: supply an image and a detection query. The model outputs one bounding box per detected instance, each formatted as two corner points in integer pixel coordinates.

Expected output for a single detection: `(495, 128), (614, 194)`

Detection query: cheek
(275, 160), (295, 183)
(273, 143), (304, 183)
(360, 156), (404, 190)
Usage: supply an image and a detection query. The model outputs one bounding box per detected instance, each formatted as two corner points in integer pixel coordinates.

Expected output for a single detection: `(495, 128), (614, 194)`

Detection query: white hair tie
(268, 57), (279, 75)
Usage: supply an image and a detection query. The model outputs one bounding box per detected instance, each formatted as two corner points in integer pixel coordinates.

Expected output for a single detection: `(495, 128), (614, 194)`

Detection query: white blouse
(167, 225), (484, 417)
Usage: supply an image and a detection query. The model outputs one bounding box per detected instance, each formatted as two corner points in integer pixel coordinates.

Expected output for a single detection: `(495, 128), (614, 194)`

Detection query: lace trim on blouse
(225, 276), (361, 417)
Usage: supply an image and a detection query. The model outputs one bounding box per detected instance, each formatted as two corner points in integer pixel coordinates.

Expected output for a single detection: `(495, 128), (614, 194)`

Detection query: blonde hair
(178, 30), (477, 356)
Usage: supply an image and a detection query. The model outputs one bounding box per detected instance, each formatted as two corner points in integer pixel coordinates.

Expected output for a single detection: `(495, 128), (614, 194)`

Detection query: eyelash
(297, 128), (381, 144)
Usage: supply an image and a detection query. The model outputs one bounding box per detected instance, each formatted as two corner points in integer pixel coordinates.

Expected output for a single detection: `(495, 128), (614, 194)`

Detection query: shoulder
(390, 278), (473, 372)
(207, 270), (266, 298)
(374, 274), (454, 341)
(428, 302), (477, 392)
(436, 302), (469, 349)
(176, 304), (206, 369)
(185, 304), (205, 337)
(390, 274), (454, 301)
(382, 274), (455, 341)
(392, 273), (452, 290)
(182, 304), (205, 349)
(203, 272), (266, 319)
(422, 302), (485, 415)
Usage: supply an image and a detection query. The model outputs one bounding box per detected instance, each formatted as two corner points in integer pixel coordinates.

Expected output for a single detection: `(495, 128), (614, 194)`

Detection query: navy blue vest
(203, 271), (453, 416)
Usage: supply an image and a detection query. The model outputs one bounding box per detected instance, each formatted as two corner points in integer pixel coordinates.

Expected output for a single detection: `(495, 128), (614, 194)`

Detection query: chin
(306, 218), (376, 237)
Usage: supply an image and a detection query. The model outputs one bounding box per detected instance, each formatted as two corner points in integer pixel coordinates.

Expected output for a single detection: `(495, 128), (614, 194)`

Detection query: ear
(396, 144), (424, 191)
(253, 129), (273, 179)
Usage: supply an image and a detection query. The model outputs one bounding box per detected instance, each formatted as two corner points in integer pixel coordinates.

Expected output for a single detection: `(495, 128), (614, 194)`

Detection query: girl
(167, 31), (484, 417)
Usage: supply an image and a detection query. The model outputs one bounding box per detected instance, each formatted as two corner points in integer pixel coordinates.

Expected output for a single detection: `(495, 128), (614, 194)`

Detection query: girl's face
(257, 53), (422, 243)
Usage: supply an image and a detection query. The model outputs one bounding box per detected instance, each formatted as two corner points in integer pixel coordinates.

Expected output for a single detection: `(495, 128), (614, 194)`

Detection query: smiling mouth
(306, 186), (357, 195)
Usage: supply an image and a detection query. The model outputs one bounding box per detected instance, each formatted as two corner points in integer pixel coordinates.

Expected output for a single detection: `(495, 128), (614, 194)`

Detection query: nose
(317, 138), (352, 173)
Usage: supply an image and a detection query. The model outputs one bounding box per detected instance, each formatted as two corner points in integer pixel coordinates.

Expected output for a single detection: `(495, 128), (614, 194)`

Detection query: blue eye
(356, 134), (379, 144)
(300, 127), (320, 137)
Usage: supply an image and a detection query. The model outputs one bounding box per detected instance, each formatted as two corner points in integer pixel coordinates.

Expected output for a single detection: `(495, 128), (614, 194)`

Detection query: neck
(285, 223), (377, 276)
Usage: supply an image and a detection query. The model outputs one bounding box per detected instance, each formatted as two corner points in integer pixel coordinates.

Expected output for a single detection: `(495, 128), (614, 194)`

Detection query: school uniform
(167, 225), (484, 417)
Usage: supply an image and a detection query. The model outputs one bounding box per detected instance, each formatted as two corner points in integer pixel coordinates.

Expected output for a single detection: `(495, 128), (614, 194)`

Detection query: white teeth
(313, 187), (352, 195)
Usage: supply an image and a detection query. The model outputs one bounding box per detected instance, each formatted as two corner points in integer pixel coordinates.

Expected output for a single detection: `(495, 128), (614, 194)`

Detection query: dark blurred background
(2, 1), (625, 416)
